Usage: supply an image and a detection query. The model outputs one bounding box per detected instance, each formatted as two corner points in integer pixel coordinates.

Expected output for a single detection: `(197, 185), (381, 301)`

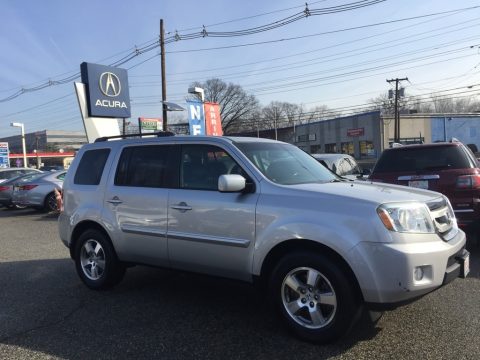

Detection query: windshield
(374, 146), (473, 173)
(235, 142), (337, 185)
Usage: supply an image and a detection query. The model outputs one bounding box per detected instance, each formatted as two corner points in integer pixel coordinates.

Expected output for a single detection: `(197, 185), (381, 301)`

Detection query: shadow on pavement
(0, 258), (383, 359)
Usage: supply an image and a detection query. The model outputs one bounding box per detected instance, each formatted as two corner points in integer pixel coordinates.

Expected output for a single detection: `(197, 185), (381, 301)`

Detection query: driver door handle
(171, 202), (192, 212)
(107, 196), (123, 205)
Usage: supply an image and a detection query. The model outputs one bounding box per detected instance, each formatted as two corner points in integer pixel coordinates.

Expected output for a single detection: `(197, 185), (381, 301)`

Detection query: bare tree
(370, 89), (480, 114)
(261, 101), (285, 131)
(189, 78), (259, 134)
(305, 105), (341, 122)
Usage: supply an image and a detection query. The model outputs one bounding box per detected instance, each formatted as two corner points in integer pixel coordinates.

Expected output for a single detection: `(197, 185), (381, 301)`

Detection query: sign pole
(160, 19), (168, 131)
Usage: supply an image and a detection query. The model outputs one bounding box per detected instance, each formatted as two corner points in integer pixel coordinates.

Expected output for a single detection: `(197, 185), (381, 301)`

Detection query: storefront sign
(204, 102), (223, 136)
(0, 142), (9, 168)
(347, 128), (364, 137)
(80, 62), (131, 118)
(187, 100), (205, 135)
(139, 117), (162, 131)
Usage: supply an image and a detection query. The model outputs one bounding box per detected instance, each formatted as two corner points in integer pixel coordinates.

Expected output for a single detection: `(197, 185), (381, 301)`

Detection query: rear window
(115, 145), (171, 188)
(373, 146), (473, 173)
(74, 149), (110, 185)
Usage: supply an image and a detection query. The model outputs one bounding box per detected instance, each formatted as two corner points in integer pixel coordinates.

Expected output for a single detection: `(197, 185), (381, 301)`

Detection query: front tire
(269, 252), (361, 343)
(74, 229), (125, 290)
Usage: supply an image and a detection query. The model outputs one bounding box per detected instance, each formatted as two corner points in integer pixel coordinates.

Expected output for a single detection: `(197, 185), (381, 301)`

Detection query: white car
(0, 168), (42, 183)
(311, 153), (368, 180)
(59, 134), (468, 344)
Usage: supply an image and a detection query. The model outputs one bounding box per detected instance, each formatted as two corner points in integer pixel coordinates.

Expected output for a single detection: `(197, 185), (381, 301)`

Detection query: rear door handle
(171, 202), (192, 212)
(107, 196), (123, 205)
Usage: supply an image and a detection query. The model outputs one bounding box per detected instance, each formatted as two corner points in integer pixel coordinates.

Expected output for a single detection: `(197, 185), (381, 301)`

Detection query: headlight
(377, 203), (434, 233)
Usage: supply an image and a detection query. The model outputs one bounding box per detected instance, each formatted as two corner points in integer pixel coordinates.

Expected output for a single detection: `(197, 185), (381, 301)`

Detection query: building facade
(236, 111), (480, 164)
(0, 130), (87, 154)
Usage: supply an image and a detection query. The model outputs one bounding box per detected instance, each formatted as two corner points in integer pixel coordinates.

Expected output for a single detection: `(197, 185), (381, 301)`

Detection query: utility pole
(386, 77), (408, 143)
(160, 19), (168, 131)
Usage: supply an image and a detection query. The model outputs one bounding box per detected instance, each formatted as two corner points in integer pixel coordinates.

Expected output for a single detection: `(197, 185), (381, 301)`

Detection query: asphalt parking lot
(0, 207), (479, 360)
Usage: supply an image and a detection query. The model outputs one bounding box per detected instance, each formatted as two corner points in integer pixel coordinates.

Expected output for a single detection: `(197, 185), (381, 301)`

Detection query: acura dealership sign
(80, 62), (131, 118)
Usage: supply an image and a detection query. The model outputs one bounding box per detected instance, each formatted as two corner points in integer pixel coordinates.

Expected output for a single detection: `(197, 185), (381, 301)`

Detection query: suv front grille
(427, 197), (457, 241)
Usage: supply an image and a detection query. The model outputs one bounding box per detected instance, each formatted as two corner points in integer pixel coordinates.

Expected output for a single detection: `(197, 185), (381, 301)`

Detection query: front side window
(115, 145), (170, 188)
(74, 149), (110, 185)
(235, 142), (336, 185)
(180, 145), (241, 190)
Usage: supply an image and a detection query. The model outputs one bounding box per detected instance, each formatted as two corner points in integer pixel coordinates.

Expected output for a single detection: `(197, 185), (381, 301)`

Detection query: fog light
(414, 267), (424, 281)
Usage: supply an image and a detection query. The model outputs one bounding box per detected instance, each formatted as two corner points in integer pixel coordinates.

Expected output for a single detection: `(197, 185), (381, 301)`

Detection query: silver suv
(59, 133), (469, 343)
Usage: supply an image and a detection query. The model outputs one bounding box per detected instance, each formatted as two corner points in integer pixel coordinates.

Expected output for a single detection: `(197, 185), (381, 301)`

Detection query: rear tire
(74, 229), (126, 290)
(44, 192), (58, 212)
(269, 252), (361, 344)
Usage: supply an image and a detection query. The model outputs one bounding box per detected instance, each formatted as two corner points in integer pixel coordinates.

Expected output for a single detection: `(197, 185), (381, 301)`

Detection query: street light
(162, 101), (185, 112)
(10, 122), (27, 168)
(188, 87), (205, 102)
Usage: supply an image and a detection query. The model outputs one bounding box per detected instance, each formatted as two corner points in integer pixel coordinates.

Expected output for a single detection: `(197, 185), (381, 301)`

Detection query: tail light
(19, 184), (38, 191)
(0, 186), (9, 191)
(456, 175), (480, 189)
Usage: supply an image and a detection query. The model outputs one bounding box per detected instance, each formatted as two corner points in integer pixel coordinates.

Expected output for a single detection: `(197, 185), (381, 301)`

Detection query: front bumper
(348, 229), (467, 307)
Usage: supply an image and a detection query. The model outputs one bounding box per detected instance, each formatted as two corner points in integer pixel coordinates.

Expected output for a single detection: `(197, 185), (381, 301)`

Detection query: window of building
(74, 149), (110, 185)
(310, 145), (321, 153)
(360, 141), (375, 157)
(341, 142), (354, 155)
(325, 143), (337, 153)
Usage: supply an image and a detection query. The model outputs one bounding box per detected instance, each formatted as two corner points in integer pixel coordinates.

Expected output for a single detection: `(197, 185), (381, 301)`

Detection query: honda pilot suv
(370, 141), (480, 237)
(59, 133), (469, 343)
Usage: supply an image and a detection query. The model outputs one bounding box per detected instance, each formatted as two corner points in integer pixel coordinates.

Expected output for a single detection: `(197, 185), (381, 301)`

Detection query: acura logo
(99, 72), (121, 97)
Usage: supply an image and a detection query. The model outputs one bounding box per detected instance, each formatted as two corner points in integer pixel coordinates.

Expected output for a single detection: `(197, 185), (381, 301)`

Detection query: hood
(288, 180), (442, 206)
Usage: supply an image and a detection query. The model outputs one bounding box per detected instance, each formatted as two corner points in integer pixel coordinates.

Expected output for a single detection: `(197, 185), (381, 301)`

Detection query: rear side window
(115, 145), (170, 188)
(74, 149), (110, 185)
(374, 146), (472, 173)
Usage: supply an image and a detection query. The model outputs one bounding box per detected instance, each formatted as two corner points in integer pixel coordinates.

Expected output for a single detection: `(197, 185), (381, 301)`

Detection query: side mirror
(218, 174), (246, 192)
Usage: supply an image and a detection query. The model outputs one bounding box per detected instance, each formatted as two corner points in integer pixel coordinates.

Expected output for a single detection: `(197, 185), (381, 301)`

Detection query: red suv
(370, 141), (480, 235)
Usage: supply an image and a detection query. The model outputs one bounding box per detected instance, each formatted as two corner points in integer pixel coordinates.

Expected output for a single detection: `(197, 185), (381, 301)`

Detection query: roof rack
(94, 131), (175, 142)
(391, 142), (403, 148)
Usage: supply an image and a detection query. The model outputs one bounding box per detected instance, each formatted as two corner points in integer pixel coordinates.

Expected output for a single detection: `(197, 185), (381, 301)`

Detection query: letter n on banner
(186, 100), (205, 136)
(204, 102), (223, 136)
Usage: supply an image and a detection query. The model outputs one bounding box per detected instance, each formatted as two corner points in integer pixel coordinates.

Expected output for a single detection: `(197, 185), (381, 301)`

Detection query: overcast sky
(1, 0), (479, 137)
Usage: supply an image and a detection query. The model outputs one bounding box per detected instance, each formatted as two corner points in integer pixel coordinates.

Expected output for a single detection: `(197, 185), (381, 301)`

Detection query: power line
(0, 1), (386, 103)
(140, 16), (479, 78)
(165, 6), (480, 53)
(130, 36), (480, 87)
(3, 3), (477, 103)
(173, 0), (331, 32)
(164, 0), (386, 43)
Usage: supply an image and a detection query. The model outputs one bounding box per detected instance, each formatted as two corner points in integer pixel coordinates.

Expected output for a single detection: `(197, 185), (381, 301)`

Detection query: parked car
(12, 170), (66, 211)
(39, 165), (65, 172)
(59, 134), (468, 344)
(0, 172), (44, 209)
(369, 140), (479, 235)
(0, 167), (42, 183)
(311, 153), (368, 180)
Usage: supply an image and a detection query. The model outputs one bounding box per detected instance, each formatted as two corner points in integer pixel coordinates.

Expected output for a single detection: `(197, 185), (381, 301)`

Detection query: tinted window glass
(180, 145), (238, 190)
(115, 145), (170, 188)
(235, 142), (336, 185)
(374, 146), (472, 173)
(74, 149), (110, 185)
